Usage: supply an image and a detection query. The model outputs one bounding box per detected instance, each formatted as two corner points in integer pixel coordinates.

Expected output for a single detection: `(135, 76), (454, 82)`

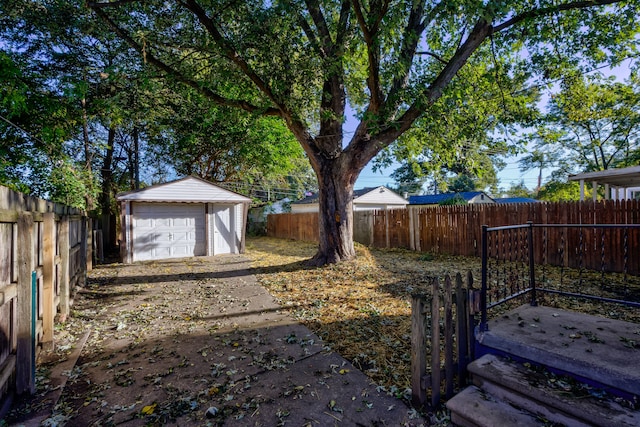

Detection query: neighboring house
(409, 191), (495, 207)
(495, 197), (539, 204)
(568, 165), (640, 201)
(116, 176), (251, 263)
(290, 186), (407, 213)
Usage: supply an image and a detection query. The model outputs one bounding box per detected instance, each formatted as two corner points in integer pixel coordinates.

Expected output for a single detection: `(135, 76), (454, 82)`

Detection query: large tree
(89, 0), (639, 265)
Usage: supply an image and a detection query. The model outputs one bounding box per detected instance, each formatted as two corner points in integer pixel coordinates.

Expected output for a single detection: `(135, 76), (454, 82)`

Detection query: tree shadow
(106, 261), (314, 286)
(8, 316), (422, 426)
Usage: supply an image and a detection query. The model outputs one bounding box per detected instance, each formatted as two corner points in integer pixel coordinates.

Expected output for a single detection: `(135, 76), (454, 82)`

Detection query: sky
(354, 151), (545, 193)
(354, 58), (637, 194)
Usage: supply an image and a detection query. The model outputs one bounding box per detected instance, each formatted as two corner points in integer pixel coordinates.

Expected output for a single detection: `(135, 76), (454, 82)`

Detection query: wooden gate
(411, 272), (480, 408)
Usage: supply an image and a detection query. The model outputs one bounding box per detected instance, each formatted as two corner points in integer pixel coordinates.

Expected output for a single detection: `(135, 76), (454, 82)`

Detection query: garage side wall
(234, 203), (244, 253)
(120, 201), (132, 264)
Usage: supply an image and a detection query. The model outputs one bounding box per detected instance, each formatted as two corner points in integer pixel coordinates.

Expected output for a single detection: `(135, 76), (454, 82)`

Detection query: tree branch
(373, 18), (493, 154)
(493, 0), (624, 33)
(87, 0), (140, 8)
(305, 0), (333, 55)
(415, 51), (448, 64)
(384, 0), (428, 110)
(308, 0), (350, 158)
(89, 4), (280, 116)
(351, 0), (384, 113)
(335, 0), (351, 54)
(297, 11), (326, 58)
(177, 0), (324, 165)
(179, 0), (286, 113)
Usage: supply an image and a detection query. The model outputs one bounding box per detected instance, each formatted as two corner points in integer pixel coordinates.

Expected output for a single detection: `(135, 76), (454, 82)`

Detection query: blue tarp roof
(409, 191), (488, 205)
(495, 197), (539, 204)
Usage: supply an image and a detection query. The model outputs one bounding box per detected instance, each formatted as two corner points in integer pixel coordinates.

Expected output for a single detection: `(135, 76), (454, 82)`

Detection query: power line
(0, 113), (46, 146)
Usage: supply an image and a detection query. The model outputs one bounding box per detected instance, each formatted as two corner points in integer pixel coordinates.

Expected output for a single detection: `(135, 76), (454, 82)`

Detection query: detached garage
(116, 176), (251, 263)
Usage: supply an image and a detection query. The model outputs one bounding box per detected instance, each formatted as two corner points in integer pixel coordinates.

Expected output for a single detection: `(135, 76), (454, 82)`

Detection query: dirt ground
(6, 247), (430, 427)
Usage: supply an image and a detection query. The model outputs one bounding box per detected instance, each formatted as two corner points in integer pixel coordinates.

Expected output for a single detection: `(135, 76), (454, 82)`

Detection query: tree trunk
(307, 160), (356, 266)
(100, 127), (116, 251)
(133, 126), (140, 189)
(81, 88), (95, 211)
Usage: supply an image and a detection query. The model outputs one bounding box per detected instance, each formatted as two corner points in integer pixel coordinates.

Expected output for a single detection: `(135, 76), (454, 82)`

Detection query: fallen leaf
(141, 403), (156, 415)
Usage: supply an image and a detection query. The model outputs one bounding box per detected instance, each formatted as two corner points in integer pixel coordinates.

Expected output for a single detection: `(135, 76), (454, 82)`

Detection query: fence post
(455, 273), (469, 384)
(467, 271), (478, 363)
(58, 215), (70, 322)
(480, 225), (488, 331)
(411, 293), (428, 406)
(16, 212), (35, 394)
(408, 208), (415, 251)
(444, 275), (454, 398)
(431, 277), (441, 408)
(83, 216), (91, 274)
(528, 221), (537, 306)
(42, 212), (55, 350)
(415, 208), (422, 252)
(385, 209), (390, 248)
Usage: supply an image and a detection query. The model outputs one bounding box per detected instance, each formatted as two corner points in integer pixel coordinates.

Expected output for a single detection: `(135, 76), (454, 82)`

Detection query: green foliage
(1, 0), (314, 211)
(146, 88), (316, 198)
(537, 180), (583, 202)
(439, 194), (467, 206)
(41, 159), (99, 208)
(523, 72), (640, 176)
(389, 164), (428, 195)
(377, 46), (539, 192)
(0, 50), (90, 202)
(0, 2), (108, 208)
(3, 0), (640, 262)
(521, 70), (640, 200)
(448, 174), (477, 193)
(504, 181), (535, 199)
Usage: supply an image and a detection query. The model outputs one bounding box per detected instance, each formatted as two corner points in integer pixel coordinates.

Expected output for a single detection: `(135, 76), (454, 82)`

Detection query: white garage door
(132, 203), (205, 261)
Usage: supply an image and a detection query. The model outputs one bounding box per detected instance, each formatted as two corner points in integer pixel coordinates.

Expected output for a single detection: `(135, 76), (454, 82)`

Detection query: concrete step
(446, 386), (547, 427)
(476, 305), (640, 397)
(467, 354), (640, 427)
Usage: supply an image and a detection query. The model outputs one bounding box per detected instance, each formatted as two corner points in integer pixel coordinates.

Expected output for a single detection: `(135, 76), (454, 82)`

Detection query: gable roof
(409, 191), (493, 205)
(116, 176), (251, 203)
(292, 186), (406, 205)
(495, 197), (539, 204)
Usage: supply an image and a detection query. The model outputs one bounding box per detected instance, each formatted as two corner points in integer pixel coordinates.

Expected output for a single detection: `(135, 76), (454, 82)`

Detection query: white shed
(116, 176), (251, 263)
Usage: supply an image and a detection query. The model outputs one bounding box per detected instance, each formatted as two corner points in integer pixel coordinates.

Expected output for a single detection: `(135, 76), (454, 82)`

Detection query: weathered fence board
(0, 185), (89, 417)
(16, 213), (34, 395)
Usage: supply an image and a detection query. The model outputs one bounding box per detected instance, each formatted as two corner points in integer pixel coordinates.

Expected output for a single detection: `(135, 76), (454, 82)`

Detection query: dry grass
(246, 237), (482, 401)
(246, 236), (640, 404)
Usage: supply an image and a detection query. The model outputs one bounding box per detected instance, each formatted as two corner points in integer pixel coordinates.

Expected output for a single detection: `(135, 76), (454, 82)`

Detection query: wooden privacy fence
(411, 272), (480, 408)
(0, 185), (90, 414)
(267, 211), (319, 242)
(267, 200), (640, 274)
(266, 209), (414, 247)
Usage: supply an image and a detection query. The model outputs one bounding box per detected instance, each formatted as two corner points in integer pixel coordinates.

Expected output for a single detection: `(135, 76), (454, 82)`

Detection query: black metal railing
(480, 222), (640, 331)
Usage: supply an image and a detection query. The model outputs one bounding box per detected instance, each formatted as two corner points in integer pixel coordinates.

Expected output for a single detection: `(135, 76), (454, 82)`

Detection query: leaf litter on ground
(246, 237), (640, 405)
(7, 236), (639, 426)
